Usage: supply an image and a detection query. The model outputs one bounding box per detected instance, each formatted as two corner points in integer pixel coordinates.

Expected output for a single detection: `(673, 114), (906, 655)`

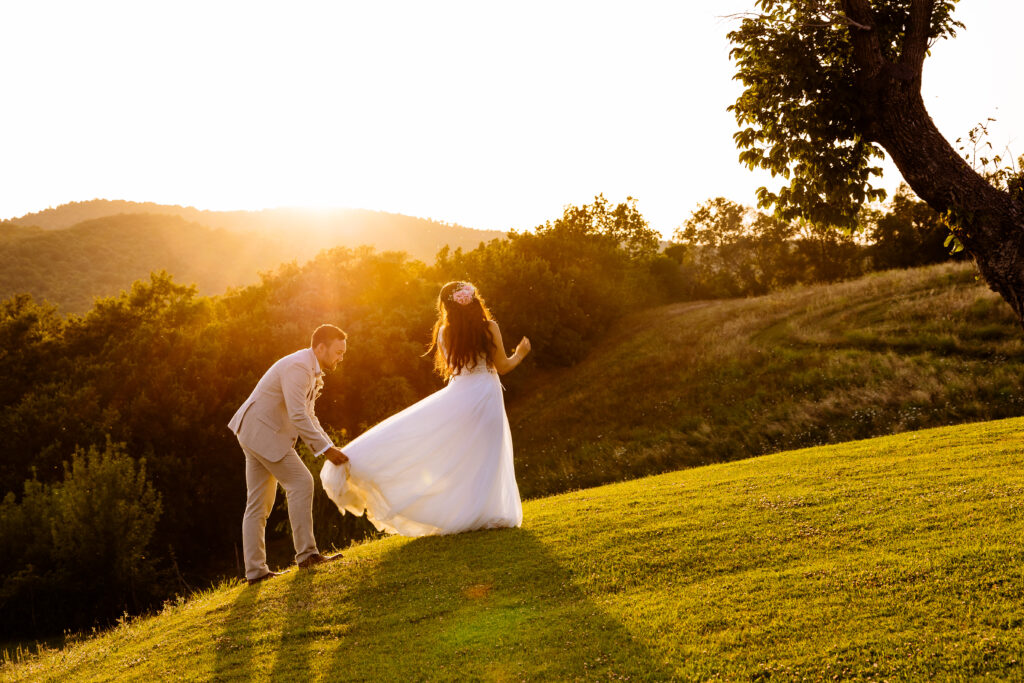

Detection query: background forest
(0, 189), (972, 640)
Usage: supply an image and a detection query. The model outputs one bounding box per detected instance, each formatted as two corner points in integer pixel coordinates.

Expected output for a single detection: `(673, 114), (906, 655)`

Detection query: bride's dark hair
(426, 281), (496, 379)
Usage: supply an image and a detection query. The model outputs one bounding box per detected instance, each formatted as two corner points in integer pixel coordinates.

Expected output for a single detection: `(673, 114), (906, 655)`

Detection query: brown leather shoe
(298, 552), (341, 569)
(247, 570), (280, 586)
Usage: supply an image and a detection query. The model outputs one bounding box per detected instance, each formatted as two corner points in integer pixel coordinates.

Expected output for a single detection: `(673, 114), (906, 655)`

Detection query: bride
(320, 281), (531, 536)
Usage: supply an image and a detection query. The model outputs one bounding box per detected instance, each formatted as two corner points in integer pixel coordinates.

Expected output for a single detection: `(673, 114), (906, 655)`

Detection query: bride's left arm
(487, 320), (531, 375)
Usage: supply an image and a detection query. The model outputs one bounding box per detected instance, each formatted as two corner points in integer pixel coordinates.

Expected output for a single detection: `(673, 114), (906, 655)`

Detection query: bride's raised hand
(516, 337), (531, 358)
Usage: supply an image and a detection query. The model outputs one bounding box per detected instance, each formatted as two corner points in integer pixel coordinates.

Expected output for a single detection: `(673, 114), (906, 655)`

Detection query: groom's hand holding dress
(324, 447), (349, 466)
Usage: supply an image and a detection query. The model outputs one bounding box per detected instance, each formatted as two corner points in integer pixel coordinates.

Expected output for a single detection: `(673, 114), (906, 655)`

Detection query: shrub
(0, 440), (162, 638)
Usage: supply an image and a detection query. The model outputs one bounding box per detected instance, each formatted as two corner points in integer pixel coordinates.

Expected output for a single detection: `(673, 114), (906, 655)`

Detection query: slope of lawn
(508, 260), (1024, 498)
(5, 417), (1023, 680)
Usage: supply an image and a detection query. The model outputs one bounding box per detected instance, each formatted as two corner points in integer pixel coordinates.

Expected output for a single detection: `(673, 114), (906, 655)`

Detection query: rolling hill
(0, 200), (505, 312)
(0, 214), (290, 313)
(4, 417), (1023, 680)
(506, 260), (1024, 498)
(5, 199), (503, 255)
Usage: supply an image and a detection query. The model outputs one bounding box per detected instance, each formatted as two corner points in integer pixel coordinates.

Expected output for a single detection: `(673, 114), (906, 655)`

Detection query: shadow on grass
(325, 527), (673, 680)
(212, 580), (264, 681)
(267, 570), (319, 681)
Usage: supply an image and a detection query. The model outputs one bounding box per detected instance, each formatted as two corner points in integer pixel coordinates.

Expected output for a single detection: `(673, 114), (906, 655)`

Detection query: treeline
(0, 196), (676, 640)
(670, 185), (964, 298)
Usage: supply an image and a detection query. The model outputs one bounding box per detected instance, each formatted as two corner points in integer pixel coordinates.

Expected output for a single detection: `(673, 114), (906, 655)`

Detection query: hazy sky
(1, 1), (1020, 237)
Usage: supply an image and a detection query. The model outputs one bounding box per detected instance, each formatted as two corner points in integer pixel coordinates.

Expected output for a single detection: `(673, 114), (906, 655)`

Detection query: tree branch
(839, 0), (886, 76)
(900, 0), (934, 73)
(719, 8), (869, 31)
(829, 9), (870, 30)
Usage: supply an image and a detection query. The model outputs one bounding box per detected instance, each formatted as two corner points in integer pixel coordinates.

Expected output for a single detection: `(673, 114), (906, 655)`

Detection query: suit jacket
(228, 348), (333, 462)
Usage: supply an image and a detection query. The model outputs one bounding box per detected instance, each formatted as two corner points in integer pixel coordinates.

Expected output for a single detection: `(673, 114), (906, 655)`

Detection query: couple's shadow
(216, 526), (670, 680)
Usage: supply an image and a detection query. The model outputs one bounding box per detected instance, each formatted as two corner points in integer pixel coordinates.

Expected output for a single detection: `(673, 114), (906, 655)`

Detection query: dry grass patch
(509, 262), (1024, 498)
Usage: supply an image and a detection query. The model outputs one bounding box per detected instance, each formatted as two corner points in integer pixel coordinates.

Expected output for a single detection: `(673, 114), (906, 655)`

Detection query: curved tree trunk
(842, 0), (1024, 323)
(871, 74), (1024, 322)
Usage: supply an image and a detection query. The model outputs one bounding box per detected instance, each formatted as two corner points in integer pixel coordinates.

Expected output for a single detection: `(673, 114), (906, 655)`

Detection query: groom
(228, 324), (350, 585)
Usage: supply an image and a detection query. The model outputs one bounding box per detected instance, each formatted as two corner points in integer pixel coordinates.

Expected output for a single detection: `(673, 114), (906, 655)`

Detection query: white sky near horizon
(0, 1), (1021, 239)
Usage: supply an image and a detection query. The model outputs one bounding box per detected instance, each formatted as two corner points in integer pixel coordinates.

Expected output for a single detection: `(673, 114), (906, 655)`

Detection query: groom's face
(320, 339), (347, 371)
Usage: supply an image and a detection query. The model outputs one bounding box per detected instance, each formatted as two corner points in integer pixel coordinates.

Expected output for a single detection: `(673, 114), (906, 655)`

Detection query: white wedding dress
(320, 349), (523, 536)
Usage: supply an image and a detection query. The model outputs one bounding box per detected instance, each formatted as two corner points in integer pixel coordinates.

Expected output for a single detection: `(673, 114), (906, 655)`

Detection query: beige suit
(228, 348), (334, 580)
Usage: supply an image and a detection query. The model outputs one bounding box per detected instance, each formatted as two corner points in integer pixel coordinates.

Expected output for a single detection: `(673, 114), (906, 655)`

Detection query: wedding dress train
(320, 356), (522, 536)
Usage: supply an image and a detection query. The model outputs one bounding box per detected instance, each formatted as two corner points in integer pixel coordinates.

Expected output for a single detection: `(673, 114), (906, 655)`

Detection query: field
(5, 416), (1023, 680)
(509, 260), (1024, 498)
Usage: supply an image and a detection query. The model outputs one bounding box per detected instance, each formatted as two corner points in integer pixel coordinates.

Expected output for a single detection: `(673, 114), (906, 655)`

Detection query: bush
(0, 440), (162, 639)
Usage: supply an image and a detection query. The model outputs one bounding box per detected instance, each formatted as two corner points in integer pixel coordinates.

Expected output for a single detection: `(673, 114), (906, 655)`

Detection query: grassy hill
(4, 417), (1023, 680)
(508, 260), (1024, 498)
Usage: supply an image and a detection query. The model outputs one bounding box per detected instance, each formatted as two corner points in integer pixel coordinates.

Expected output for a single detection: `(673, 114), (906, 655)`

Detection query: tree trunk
(843, 0), (1024, 323)
(866, 73), (1024, 322)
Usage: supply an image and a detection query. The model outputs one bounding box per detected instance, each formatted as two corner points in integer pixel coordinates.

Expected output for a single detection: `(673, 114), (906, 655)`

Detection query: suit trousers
(241, 444), (319, 580)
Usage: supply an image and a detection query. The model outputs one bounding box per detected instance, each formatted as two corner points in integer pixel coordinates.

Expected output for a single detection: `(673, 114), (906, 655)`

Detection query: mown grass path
(5, 417), (1024, 681)
(510, 261), (1024, 499)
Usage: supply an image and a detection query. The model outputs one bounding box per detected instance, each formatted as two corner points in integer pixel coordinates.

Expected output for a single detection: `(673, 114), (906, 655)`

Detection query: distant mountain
(0, 214), (298, 312)
(7, 200), (504, 260)
(1, 200), (506, 312)
(0, 224), (43, 245)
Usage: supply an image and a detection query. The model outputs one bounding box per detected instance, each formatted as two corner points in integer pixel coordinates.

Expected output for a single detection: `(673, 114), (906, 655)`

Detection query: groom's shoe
(298, 552), (342, 569)
(246, 570), (280, 586)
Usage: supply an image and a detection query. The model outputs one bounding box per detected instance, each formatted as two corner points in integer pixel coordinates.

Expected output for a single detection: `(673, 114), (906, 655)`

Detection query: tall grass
(508, 261), (1024, 497)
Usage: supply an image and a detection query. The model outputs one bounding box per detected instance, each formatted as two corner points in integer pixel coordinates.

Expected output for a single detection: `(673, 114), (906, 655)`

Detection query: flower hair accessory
(451, 283), (475, 305)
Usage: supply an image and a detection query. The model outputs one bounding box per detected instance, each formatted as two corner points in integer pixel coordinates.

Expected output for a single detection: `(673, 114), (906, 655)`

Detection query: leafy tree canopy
(727, 0), (962, 229)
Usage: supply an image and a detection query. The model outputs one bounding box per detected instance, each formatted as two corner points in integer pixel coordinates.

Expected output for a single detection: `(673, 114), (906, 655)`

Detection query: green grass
(509, 261), (1024, 498)
(5, 417), (1024, 680)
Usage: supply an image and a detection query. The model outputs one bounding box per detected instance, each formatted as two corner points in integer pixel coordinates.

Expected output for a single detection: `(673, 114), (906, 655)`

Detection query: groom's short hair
(311, 324), (347, 349)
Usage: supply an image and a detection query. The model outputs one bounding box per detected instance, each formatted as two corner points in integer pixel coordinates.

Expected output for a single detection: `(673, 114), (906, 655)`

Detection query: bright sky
(1, 1), (1020, 238)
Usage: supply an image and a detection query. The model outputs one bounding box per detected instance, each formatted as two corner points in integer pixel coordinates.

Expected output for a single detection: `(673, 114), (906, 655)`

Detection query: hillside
(5, 417), (1023, 680)
(6, 199), (504, 258)
(0, 225), (43, 246)
(0, 201), (505, 312)
(507, 260), (1024, 497)
(0, 214), (291, 313)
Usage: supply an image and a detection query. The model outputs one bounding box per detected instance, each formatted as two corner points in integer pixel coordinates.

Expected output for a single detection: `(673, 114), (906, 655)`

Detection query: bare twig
(718, 5), (870, 31)
(170, 546), (193, 594)
(831, 11), (871, 30)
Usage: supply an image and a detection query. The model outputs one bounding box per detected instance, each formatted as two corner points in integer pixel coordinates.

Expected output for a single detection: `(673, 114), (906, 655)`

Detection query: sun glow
(1, 1), (1021, 238)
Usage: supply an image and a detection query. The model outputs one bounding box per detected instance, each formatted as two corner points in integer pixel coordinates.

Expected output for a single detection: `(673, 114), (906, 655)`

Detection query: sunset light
(2, 1), (1021, 237)
(6, 3), (1024, 678)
